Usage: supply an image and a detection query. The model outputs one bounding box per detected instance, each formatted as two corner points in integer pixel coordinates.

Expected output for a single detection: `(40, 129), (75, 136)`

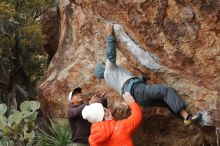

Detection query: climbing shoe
(191, 112), (202, 121)
(184, 114), (193, 125)
(184, 113), (203, 126)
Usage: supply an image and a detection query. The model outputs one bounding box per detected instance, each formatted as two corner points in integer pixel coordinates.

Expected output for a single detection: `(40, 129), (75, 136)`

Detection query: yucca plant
(36, 119), (71, 146)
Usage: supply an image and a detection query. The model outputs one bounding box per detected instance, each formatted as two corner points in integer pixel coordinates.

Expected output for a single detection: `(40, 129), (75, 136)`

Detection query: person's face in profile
(71, 92), (83, 105)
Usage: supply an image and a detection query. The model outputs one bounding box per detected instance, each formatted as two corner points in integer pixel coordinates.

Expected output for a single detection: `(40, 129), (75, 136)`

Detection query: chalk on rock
(113, 24), (164, 72)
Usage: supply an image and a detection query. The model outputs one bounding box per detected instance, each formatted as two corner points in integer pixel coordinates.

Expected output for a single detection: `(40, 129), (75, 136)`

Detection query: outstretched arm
(68, 103), (86, 119)
(121, 92), (142, 133)
(105, 23), (117, 63)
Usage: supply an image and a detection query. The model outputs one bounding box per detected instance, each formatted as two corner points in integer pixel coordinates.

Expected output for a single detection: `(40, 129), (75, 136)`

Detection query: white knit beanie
(68, 91), (73, 102)
(82, 103), (104, 123)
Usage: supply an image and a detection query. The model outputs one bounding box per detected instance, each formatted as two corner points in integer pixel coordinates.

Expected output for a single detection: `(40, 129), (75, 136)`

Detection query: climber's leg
(132, 82), (203, 125)
(132, 82), (186, 115)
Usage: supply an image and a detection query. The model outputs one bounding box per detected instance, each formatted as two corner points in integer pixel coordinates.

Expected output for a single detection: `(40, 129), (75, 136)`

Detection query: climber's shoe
(191, 112), (202, 121)
(184, 113), (202, 126)
(184, 114), (193, 125)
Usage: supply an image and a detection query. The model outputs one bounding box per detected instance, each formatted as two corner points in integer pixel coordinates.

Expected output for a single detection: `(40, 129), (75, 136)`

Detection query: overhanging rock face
(38, 0), (220, 145)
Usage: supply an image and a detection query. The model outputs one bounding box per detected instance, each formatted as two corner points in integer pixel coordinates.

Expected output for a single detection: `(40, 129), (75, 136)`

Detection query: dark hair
(71, 87), (81, 97)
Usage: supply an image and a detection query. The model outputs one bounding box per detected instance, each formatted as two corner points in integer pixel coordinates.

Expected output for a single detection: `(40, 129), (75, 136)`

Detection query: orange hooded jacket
(89, 102), (142, 146)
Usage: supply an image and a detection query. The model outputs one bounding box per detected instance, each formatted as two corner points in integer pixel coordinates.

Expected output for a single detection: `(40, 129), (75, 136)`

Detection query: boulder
(38, 0), (220, 145)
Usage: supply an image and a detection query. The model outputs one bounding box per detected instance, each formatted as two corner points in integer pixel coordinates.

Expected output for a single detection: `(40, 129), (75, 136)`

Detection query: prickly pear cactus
(0, 104), (7, 116)
(20, 101), (40, 121)
(0, 101), (40, 146)
(20, 101), (40, 112)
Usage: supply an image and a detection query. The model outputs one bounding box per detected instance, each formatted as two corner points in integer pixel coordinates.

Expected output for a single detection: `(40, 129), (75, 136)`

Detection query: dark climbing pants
(132, 82), (186, 115)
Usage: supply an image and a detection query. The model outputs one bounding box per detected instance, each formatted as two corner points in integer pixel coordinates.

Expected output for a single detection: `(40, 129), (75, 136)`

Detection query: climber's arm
(105, 23), (117, 63)
(106, 34), (116, 63)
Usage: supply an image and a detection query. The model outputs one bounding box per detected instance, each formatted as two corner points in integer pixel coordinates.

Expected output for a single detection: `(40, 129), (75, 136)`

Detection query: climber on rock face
(94, 23), (201, 125)
(82, 92), (142, 146)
